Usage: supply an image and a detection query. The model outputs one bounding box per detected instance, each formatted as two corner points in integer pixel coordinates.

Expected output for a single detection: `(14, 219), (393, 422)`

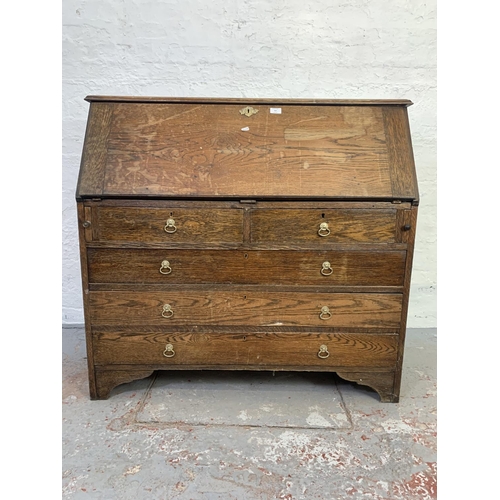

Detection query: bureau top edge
(84, 95), (413, 106)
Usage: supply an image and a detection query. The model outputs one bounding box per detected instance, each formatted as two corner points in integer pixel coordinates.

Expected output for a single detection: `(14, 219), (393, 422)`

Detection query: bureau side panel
(382, 107), (419, 202)
(393, 206), (418, 399)
(76, 202), (97, 399)
(76, 103), (114, 198)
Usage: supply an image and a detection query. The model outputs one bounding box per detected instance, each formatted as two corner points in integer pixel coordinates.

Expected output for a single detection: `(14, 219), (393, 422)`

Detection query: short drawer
(87, 249), (406, 286)
(92, 206), (243, 244)
(251, 208), (398, 245)
(89, 291), (403, 328)
(93, 331), (399, 368)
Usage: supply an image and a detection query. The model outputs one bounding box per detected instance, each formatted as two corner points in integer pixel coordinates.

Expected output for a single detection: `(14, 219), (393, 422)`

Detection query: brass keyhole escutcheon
(319, 306), (332, 320)
(320, 261), (333, 276)
(164, 218), (177, 233)
(318, 345), (330, 359)
(239, 106), (259, 117)
(163, 343), (175, 358)
(161, 304), (174, 318)
(318, 222), (330, 237)
(159, 260), (172, 275)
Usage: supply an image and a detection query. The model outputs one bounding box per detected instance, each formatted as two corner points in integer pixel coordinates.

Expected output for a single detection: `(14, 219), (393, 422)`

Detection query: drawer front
(89, 291), (403, 328)
(87, 249), (406, 286)
(251, 208), (398, 244)
(93, 206), (243, 243)
(93, 331), (399, 368)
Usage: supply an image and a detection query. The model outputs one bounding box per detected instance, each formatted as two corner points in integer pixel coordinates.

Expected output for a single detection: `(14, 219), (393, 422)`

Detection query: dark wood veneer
(76, 97), (418, 402)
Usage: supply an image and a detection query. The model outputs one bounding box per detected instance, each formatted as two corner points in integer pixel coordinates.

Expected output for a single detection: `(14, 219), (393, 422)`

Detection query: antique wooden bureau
(76, 96), (418, 402)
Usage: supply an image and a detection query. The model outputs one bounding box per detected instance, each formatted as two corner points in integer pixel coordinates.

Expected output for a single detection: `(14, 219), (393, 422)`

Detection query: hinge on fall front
(239, 199), (257, 204)
(392, 200), (402, 204)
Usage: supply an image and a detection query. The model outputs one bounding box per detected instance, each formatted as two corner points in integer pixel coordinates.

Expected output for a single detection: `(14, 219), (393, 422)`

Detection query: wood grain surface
(93, 331), (399, 368)
(89, 291), (402, 328)
(87, 248), (407, 286)
(77, 100), (418, 203)
(393, 205), (419, 400)
(251, 208), (398, 244)
(76, 98), (419, 401)
(76, 103), (114, 198)
(78, 103), (403, 199)
(383, 107), (419, 202)
(93, 206), (243, 243)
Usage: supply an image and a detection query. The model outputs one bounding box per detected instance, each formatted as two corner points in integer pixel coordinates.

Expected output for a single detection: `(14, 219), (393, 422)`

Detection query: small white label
(270, 108), (282, 114)
(241, 126), (250, 131)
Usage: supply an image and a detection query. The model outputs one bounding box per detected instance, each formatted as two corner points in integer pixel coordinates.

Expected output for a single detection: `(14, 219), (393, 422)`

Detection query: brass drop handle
(318, 222), (330, 237)
(163, 343), (175, 358)
(320, 261), (333, 276)
(164, 218), (177, 233)
(159, 260), (172, 275)
(318, 345), (330, 359)
(161, 304), (174, 318)
(319, 306), (332, 320)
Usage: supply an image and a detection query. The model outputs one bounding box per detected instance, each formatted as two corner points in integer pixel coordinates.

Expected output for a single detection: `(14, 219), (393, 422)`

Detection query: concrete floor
(62, 327), (437, 499)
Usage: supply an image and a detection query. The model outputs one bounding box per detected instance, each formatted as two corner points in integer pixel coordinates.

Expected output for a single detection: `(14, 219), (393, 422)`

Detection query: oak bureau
(76, 96), (419, 402)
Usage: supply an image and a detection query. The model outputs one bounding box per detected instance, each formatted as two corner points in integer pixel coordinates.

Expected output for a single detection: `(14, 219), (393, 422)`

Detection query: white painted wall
(62, 0), (436, 327)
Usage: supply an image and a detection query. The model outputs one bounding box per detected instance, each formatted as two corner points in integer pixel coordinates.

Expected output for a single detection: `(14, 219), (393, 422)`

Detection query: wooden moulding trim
(82, 199), (413, 209)
(84, 95), (413, 106)
(85, 242), (409, 251)
(88, 284), (406, 294)
(76, 194), (419, 204)
(96, 364), (394, 372)
(91, 325), (401, 335)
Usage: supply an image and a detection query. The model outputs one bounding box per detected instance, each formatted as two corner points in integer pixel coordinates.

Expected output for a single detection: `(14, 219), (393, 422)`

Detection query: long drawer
(87, 249), (406, 286)
(92, 331), (399, 368)
(89, 291), (402, 328)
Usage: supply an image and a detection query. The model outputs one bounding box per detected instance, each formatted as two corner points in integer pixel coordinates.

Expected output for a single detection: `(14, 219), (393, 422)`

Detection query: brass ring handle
(163, 343), (175, 358)
(318, 222), (330, 237)
(319, 306), (332, 320)
(164, 218), (177, 233)
(320, 261), (333, 276)
(161, 304), (174, 318)
(318, 345), (330, 359)
(159, 260), (172, 275)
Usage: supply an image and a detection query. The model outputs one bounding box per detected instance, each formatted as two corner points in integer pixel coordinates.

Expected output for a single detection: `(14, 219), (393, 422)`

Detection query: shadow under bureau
(76, 96), (419, 402)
